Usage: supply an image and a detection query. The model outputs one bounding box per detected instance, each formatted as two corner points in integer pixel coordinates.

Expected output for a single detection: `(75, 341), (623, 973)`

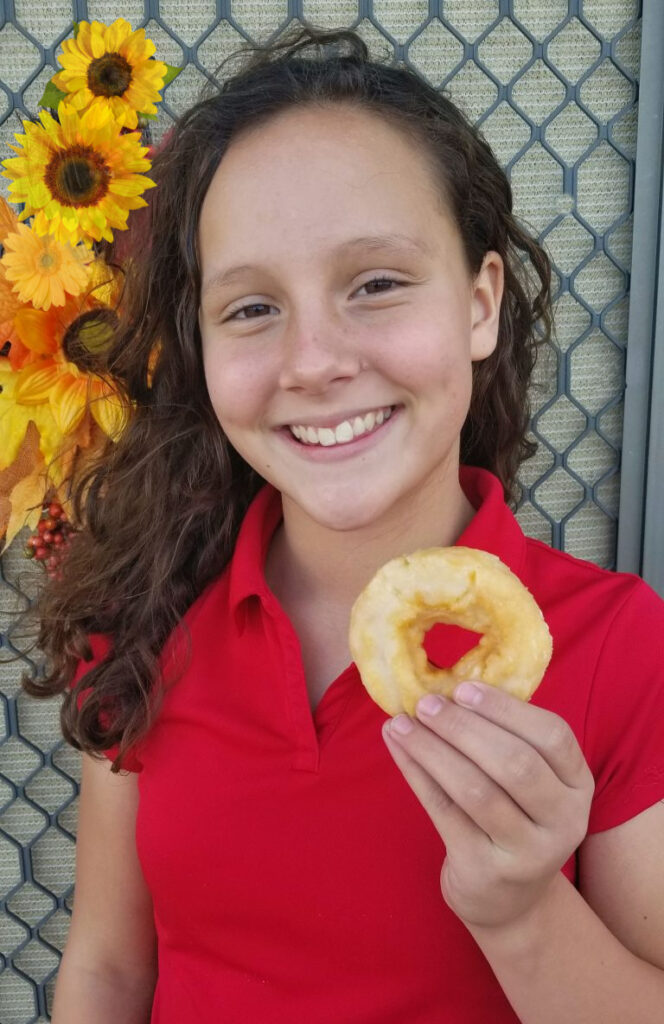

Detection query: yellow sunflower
(1, 101), (155, 246)
(53, 19), (167, 130)
(1, 223), (91, 310)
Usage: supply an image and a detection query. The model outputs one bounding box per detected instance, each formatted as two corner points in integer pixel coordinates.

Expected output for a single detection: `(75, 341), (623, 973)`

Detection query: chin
(289, 482), (406, 534)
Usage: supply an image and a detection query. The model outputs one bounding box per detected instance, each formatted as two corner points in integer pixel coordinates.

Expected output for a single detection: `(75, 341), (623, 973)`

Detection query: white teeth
(289, 406), (393, 446)
(335, 421), (354, 443)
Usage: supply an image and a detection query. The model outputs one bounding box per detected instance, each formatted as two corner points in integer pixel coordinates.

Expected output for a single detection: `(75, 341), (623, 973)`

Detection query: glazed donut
(348, 547), (552, 717)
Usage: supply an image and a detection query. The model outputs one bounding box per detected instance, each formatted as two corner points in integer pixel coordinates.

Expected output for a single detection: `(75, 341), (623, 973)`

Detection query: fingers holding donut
(348, 547), (595, 930)
(389, 685), (592, 833)
(380, 685), (594, 929)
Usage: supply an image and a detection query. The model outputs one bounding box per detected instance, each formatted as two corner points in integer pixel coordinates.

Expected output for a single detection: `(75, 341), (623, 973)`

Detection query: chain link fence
(0, 1), (644, 1020)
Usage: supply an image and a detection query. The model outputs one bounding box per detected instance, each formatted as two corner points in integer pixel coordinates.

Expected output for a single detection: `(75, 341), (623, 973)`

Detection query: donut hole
(423, 622), (484, 670)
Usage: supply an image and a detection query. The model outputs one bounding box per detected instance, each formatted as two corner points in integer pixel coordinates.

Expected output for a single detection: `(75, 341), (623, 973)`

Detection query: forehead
(198, 104), (457, 264)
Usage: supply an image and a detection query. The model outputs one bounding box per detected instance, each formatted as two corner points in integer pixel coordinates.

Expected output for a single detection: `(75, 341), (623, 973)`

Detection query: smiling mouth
(287, 405), (395, 446)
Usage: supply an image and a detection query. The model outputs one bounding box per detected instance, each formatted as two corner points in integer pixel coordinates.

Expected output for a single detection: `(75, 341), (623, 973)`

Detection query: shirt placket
(264, 600), (321, 773)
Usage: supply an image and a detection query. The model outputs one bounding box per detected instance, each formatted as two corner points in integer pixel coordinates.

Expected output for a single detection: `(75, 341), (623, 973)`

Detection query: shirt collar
(228, 483), (283, 622)
(456, 465), (526, 576)
(228, 465), (527, 624)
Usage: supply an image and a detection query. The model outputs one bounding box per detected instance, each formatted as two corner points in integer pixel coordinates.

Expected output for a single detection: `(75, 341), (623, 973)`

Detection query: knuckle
(572, 818), (590, 849)
(582, 764), (596, 797)
(586, 770), (598, 798)
(565, 811), (590, 852)
(466, 778), (494, 809)
(552, 798), (591, 853)
(506, 746), (540, 786)
(545, 715), (576, 758)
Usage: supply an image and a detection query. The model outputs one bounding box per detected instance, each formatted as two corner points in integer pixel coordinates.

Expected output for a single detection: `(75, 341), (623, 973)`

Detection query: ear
(470, 251), (504, 361)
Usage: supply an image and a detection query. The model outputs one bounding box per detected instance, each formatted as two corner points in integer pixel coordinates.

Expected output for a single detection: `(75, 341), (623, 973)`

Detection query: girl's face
(198, 104), (502, 534)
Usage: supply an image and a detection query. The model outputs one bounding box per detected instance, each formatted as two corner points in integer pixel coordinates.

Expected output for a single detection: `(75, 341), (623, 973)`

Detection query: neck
(265, 464), (475, 616)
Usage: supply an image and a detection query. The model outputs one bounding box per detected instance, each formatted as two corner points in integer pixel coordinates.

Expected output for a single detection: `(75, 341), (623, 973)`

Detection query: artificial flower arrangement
(0, 18), (180, 573)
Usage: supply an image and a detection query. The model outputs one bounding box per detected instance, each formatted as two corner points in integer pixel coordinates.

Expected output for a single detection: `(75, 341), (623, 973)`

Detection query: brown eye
(227, 302), (276, 321)
(359, 277), (401, 295)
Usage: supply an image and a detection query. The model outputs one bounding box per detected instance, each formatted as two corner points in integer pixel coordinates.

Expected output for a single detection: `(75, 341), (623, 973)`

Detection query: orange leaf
(0, 419), (41, 488)
(0, 495), (10, 542)
(0, 196), (19, 245)
(0, 266), (21, 322)
(6, 332), (34, 371)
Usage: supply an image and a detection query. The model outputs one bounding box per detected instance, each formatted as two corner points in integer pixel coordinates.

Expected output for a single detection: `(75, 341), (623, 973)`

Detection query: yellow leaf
(89, 378), (129, 439)
(49, 374), (87, 434)
(0, 421), (46, 551)
(14, 361), (62, 403)
(33, 401), (67, 473)
(0, 368), (32, 469)
(4, 464), (48, 549)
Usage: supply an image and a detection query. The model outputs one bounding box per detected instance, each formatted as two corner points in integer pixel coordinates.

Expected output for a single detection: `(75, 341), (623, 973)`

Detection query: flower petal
(49, 373), (88, 434)
(13, 307), (59, 355)
(89, 378), (129, 439)
(15, 361), (62, 404)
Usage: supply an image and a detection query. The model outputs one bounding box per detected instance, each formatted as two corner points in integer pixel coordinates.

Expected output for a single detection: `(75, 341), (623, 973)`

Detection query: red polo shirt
(79, 466), (664, 1023)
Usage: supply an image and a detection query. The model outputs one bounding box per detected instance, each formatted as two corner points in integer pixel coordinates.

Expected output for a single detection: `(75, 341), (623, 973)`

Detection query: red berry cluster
(25, 502), (74, 578)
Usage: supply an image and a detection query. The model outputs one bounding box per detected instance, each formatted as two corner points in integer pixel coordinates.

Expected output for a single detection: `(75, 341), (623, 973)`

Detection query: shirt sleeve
(584, 579), (664, 833)
(71, 635), (143, 773)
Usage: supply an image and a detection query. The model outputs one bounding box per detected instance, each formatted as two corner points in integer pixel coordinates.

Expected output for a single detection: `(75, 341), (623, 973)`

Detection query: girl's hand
(382, 682), (595, 931)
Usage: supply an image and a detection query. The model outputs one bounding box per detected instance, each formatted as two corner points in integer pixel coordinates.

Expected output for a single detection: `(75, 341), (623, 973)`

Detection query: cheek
(378, 323), (473, 394)
(202, 347), (269, 427)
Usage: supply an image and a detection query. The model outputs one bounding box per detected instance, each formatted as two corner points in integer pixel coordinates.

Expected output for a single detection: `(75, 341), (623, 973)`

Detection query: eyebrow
(200, 233), (433, 296)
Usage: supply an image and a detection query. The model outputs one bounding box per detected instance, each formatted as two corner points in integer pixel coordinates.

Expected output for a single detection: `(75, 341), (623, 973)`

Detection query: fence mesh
(0, 1), (642, 1020)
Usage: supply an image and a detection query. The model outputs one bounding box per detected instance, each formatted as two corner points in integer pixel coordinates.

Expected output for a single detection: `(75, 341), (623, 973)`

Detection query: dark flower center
(87, 53), (133, 97)
(45, 146), (111, 207)
(63, 308), (119, 371)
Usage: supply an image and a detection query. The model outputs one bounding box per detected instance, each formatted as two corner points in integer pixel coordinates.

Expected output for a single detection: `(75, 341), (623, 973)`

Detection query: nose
(277, 310), (362, 393)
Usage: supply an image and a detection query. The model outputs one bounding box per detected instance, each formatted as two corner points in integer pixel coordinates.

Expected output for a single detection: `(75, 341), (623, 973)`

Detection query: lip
(277, 404), (401, 459)
(278, 404), (394, 431)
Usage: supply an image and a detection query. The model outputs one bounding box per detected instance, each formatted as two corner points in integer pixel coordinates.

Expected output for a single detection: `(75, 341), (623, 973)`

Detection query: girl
(30, 26), (664, 1024)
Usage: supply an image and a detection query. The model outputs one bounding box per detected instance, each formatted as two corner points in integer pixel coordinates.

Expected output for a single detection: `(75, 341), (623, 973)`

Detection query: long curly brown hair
(24, 25), (552, 770)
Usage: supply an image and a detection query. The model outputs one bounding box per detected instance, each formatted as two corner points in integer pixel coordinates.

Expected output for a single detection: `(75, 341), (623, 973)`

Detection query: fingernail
(390, 714), (414, 735)
(455, 682), (483, 707)
(417, 694), (444, 716)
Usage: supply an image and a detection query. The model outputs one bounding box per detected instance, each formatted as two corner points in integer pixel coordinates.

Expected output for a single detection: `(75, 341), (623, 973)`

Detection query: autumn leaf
(0, 265), (21, 322)
(0, 421), (45, 550)
(0, 366), (34, 470)
(4, 463), (47, 549)
(0, 196), (19, 244)
(0, 365), (66, 473)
